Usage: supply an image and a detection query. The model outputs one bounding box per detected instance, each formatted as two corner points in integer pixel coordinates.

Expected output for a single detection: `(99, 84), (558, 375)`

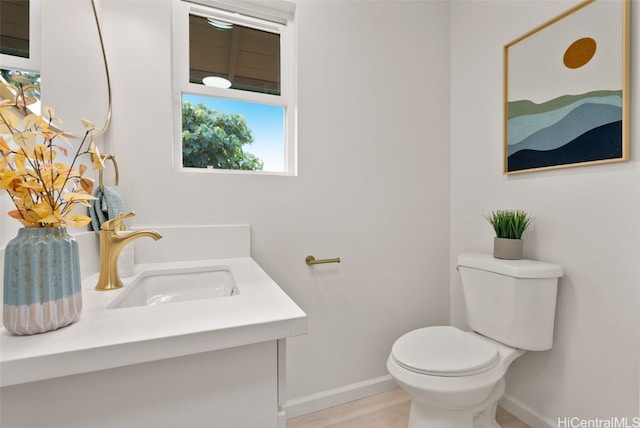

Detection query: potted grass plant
(485, 210), (533, 260)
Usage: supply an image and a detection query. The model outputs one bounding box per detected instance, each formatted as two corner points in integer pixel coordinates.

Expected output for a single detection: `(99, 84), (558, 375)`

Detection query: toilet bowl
(387, 253), (563, 427)
(387, 326), (525, 427)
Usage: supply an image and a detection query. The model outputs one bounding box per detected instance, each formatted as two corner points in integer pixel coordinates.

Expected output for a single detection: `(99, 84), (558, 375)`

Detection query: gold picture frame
(503, 0), (630, 174)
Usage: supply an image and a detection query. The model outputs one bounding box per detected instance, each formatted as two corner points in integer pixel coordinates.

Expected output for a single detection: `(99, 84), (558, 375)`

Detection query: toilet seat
(391, 326), (499, 377)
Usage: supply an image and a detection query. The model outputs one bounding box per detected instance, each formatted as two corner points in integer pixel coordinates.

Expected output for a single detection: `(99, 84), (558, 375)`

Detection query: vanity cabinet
(1, 226), (306, 428)
(2, 340), (283, 428)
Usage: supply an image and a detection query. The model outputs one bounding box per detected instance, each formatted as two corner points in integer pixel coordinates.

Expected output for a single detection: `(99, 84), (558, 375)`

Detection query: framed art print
(504, 0), (630, 174)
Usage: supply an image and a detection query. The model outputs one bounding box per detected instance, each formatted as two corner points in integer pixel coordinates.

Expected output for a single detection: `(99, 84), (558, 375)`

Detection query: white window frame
(172, 0), (297, 176)
(0, 0), (41, 73)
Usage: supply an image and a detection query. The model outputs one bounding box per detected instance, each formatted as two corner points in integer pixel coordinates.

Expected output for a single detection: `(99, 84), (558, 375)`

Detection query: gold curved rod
(90, 0), (112, 137)
(58, 0), (112, 139)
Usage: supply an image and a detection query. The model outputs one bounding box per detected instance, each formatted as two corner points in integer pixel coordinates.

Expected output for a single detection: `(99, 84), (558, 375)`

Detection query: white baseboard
(284, 378), (558, 426)
(500, 393), (556, 428)
(284, 375), (398, 419)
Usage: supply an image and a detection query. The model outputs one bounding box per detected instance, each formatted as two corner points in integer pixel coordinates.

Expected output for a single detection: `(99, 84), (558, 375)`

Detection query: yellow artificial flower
(0, 77), (102, 228)
(88, 142), (105, 171)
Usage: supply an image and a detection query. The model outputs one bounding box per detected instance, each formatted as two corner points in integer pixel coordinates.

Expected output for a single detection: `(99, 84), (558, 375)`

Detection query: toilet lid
(391, 326), (499, 377)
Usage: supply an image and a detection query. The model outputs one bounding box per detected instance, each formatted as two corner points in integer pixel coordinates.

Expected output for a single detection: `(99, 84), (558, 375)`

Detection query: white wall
(450, 0), (639, 425)
(287, 0), (451, 403)
(20, 0), (451, 411)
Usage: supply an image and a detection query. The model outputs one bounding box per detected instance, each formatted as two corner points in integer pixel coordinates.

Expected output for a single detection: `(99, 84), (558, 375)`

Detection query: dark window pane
(189, 14), (280, 95)
(0, 0), (30, 58)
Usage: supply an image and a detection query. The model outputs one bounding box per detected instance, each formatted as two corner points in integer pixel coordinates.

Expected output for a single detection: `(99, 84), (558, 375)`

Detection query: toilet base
(407, 378), (505, 428)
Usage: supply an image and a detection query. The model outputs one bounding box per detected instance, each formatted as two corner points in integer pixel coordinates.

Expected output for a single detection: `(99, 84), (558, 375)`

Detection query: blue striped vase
(3, 227), (83, 335)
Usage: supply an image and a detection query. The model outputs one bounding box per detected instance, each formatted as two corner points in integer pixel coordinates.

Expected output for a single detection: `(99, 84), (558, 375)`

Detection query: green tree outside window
(182, 101), (263, 171)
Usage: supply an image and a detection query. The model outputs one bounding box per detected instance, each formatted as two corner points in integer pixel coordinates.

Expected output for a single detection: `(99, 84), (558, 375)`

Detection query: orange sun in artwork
(563, 37), (597, 69)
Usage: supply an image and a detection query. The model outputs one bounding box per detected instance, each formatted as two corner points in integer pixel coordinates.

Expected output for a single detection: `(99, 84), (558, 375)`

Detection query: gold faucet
(95, 212), (162, 291)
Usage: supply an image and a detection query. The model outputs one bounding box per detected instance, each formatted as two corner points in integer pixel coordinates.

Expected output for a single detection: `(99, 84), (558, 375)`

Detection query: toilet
(387, 252), (563, 427)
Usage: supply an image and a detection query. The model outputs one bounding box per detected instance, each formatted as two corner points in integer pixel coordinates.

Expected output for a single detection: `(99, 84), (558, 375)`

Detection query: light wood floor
(287, 388), (530, 428)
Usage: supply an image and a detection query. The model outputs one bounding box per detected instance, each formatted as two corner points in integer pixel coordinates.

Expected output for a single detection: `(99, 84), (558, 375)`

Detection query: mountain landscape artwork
(504, 0), (629, 174)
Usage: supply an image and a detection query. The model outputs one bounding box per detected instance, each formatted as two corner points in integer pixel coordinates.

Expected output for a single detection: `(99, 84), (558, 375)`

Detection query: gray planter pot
(493, 237), (523, 260)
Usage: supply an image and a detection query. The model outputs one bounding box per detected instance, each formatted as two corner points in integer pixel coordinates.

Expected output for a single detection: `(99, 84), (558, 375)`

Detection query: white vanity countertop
(0, 257), (307, 387)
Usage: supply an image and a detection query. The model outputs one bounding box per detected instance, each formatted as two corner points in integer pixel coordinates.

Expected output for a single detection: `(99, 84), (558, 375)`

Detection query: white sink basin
(107, 265), (239, 309)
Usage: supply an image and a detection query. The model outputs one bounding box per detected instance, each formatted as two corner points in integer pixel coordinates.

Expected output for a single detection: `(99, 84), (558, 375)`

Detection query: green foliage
(181, 101), (263, 171)
(1, 69), (41, 99)
(485, 210), (533, 239)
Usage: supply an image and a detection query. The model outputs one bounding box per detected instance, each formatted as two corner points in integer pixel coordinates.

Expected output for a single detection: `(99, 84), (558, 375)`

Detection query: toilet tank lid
(457, 253), (563, 278)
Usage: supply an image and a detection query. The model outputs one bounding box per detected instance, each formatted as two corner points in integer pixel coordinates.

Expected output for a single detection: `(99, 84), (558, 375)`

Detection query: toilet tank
(457, 253), (563, 351)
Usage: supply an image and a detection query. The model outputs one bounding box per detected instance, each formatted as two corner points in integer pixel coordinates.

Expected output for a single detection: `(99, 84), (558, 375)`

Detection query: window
(0, 69), (41, 115)
(0, 0), (40, 72)
(173, 0), (296, 175)
(1, 0), (40, 115)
